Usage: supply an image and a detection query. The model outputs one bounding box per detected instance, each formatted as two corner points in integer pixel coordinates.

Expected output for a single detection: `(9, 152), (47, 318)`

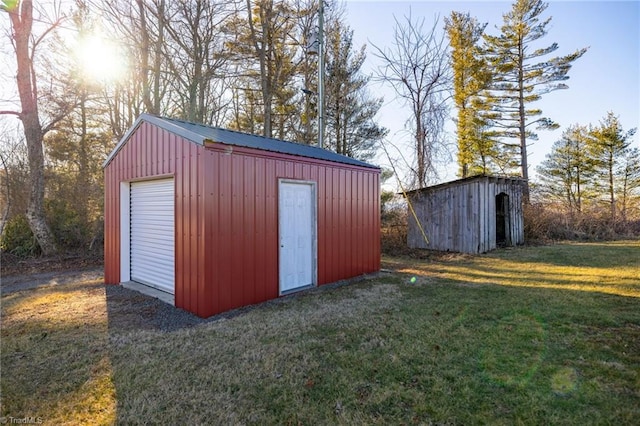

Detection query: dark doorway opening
(496, 193), (510, 247)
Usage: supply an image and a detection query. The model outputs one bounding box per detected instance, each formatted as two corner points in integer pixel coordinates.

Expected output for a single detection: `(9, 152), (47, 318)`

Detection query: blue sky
(343, 0), (640, 184)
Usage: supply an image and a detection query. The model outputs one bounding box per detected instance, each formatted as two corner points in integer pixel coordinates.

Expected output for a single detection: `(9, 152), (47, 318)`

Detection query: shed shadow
(105, 285), (206, 333)
(486, 241), (639, 268)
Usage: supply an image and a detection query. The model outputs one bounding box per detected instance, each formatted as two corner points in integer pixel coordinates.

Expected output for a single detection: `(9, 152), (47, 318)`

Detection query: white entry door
(130, 178), (175, 294)
(279, 180), (316, 294)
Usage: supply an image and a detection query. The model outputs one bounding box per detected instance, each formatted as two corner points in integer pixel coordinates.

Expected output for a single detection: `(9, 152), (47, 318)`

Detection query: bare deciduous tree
(91, 0), (170, 135)
(0, 129), (27, 238)
(226, 0), (298, 138)
(372, 12), (451, 188)
(1, 0), (64, 255)
(163, 0), (236, 125)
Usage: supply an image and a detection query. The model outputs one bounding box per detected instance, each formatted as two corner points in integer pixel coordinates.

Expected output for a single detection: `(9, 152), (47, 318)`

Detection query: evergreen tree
(483, 0), (587, 198)
(225, 0), (298, 138)
(445, 11), (494, 177)
(536, 125), (593, 213)
(324, 20), (387, 161)
(618, 147), (640, 220)
(589, 112), (637, 220)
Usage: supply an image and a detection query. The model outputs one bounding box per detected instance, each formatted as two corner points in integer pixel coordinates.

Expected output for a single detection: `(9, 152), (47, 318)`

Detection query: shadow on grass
(105, 285), (205, 333)
(487, 241), (640, 268)
(3, 258), (640, 424)
(0, 281), (115, 424)
(436, 263), (639, 297)
(386, 241), (640, 298)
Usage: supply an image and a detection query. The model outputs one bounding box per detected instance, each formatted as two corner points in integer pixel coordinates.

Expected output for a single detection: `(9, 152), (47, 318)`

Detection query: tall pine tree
(324, 20), (387, 161)
(445, 11), (493, 177)
(225, 0), (298, 138)
(483, 0), (587, 199)
(536, 124), (593, 213)
(589, 112), (637, 220)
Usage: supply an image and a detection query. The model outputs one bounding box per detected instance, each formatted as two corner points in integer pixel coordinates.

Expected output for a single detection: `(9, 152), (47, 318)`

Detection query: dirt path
(1, 268), (104, 296)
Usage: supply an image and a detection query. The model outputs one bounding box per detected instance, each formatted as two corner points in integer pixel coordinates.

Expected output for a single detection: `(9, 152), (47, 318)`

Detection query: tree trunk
(416, 101), (426, 188)
(576, 167), (582, 213)
(246, 0), (272, 138)
(608, 151), (615, 221)
(0, 152), (11, 238)
(77, 91), (90, 230)
(153, 0), (165, 114)
(8, 0), (57, 255)
(136, 0), (153, 113)
(517, 35), (530, 204)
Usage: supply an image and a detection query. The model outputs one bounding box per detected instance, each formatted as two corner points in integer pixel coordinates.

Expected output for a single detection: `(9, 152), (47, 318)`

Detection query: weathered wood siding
(407, 176), (524, 254)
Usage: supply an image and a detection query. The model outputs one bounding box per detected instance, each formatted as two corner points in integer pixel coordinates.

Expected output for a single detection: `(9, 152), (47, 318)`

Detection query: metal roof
(403, 175), (527, 196)
(103, 113), (379, 169)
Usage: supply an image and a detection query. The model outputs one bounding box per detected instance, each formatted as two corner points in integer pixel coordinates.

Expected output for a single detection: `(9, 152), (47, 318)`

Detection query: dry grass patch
(1, 281), (116, 425)
(387, 240), (640, 297)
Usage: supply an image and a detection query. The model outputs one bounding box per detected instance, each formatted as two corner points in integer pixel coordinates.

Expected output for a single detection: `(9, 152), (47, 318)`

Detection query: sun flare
(76, 34), (126, 83)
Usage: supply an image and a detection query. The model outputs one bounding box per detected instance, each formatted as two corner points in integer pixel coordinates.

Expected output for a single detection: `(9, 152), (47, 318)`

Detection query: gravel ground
(2, 265), (383, 333)
(104, 285), (209, 333)
(1, 268), (104, 296)
(1, 267), (209, 332)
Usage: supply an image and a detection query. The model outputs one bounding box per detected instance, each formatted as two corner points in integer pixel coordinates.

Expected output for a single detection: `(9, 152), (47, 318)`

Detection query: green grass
(1, 241), (639, 424)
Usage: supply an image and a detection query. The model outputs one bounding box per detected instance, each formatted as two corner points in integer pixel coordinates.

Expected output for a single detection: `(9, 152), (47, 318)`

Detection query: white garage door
(130, 179), (175, 294)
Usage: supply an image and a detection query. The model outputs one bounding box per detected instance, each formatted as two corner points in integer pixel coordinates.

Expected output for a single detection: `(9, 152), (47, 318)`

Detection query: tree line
(537, 112), (639, 225)
(0, 0), (386, 256)
(444, 0), (588, 199)
(0, 0), (637, 257)
(442, 0), (638, 237)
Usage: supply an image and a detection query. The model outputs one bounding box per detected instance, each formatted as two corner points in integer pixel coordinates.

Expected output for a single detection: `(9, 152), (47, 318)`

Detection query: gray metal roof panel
(403, 175), (527, 196)
(159, 116), (378, 169)
(103, 113), (379, 169)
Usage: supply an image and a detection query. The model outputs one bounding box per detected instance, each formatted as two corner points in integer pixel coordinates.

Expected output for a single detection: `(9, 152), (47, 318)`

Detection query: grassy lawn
(1, 241), (639, 424)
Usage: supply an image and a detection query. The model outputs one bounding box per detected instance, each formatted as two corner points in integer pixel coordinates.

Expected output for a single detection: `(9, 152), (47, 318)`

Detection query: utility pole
(305, 0), (325, 148)
(317, 0), (325, 148)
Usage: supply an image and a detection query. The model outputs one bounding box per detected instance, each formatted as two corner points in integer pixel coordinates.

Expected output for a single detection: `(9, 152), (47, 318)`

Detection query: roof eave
(102, 113), (209, 169)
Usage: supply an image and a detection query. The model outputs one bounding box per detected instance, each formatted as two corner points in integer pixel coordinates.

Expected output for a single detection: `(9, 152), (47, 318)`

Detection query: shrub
(45, 199), (89, 249)
(524, 202), (639, 242)
(381, 195), (408, 255)
(0, 214), (40, 257)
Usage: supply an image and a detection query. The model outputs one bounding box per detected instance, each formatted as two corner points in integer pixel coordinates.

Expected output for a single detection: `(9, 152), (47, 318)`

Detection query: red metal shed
(103, 114), (380, 318)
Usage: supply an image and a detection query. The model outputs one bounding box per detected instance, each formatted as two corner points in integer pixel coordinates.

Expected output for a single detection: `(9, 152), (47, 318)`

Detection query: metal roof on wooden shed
(404, 175), (527, 196)
(103, 113), (378, 169)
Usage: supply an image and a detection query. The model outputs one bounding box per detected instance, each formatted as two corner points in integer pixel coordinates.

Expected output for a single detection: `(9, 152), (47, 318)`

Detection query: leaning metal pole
(317, 0), (325, 148)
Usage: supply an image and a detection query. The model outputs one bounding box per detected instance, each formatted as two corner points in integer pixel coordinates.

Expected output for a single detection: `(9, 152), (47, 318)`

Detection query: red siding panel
(105, 121), (380, 318)
(218, 152), (233, 313)
(104, 122), (207, 315)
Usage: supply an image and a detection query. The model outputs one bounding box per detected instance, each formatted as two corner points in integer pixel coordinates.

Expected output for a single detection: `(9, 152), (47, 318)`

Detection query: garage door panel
(130, 179), (175, 294)
(131, 234), (174, 244)
(130, 251), (174, 264)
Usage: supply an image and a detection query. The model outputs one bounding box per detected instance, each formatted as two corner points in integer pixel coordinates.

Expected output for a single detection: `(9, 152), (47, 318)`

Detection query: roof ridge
(160, 115), (325, 151)
(103, 113), (379, 170)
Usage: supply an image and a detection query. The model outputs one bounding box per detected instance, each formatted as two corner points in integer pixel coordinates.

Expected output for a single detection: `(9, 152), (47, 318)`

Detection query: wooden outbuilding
(406, 175), (525, 254)
(103, 114), (380, 318)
